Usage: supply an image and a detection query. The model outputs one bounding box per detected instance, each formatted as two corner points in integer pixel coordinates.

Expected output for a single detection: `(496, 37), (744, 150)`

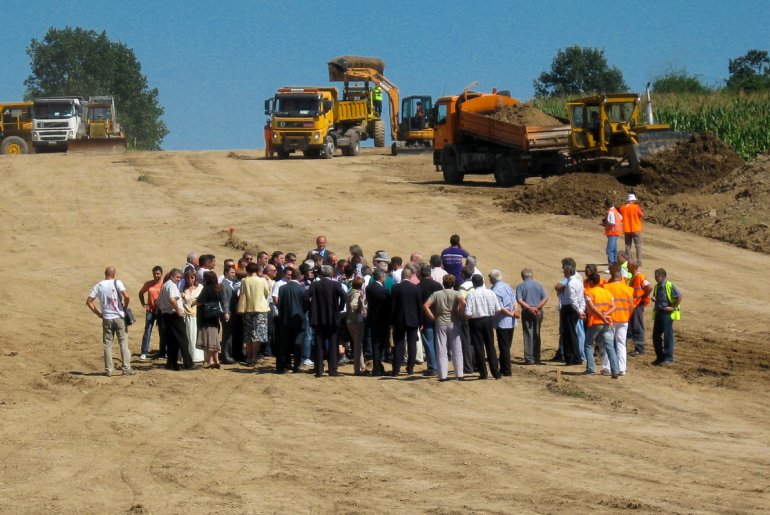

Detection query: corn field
(531, 91), (770, 160)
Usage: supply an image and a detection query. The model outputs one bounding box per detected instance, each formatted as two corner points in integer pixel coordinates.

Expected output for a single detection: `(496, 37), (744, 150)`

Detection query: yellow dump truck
(0, 101), (33, 154)
(265, 86), (369, 158)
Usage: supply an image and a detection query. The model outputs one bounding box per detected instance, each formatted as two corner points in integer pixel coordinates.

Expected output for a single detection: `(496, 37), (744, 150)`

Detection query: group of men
(88, 231), (680, 380)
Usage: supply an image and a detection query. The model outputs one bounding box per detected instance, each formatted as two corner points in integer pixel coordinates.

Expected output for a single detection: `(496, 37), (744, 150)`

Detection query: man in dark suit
(365, 269), (390, 376)
(308, 265), (346, 377)
(219, 264), (240, 364)
(390, 267), (423, 376)
(277, 268), (309, 373)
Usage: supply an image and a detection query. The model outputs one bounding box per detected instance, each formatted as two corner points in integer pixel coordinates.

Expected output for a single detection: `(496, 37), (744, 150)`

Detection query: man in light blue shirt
(489, 269), (518, 377)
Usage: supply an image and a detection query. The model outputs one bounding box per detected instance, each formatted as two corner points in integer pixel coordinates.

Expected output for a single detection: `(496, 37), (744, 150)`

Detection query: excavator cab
(391, 95), (434, 155)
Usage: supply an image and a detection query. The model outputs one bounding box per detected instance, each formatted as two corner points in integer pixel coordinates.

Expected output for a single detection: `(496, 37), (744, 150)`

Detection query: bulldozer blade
(635, 130), (691, 159)
(67, 138), (128, 154)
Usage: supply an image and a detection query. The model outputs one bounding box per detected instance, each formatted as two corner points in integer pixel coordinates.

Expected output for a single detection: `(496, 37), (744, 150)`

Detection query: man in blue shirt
(516, 268), (548, 365)
(489, 269), (518, 376)
(440, 234), (469, 285)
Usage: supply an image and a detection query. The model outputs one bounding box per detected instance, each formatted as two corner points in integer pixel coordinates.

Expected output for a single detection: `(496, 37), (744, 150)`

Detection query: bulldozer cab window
(3, 107), (30, 125)
(606, 102), (634, 123)
(89, 107), (112, 121)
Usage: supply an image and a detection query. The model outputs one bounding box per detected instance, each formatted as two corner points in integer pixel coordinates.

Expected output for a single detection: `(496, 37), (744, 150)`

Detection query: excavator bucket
(67, 137), (128, 154)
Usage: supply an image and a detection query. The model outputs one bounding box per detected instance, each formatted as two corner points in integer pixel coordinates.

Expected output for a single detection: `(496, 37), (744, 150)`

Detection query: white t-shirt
(157, 280), (183, 314)
(89, 279), (126, 320)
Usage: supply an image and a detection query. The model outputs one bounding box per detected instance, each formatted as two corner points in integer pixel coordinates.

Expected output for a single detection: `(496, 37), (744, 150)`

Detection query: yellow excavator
(326, 56), (434, 154)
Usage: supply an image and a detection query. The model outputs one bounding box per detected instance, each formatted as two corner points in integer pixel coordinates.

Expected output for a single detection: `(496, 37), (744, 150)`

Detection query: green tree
(653, 69), (709, 94)
(726, 49), (770, 92)
(534, 46), (628, 97)
(25, 27), (168, 150)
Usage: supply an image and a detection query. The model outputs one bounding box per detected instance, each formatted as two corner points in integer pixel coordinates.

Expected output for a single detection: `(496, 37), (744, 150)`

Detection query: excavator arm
(327, 58), (399, 141)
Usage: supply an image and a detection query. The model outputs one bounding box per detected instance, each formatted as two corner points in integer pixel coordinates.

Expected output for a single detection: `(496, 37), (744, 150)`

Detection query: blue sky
(1, 0), (767, 151)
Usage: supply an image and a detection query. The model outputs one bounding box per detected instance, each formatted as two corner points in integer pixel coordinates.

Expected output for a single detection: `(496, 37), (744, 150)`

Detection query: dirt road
(0, 149), (768, 513)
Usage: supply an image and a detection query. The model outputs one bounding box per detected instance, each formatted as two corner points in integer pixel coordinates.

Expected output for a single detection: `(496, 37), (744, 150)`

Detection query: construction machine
(433, 87), (571, 186)
(326, 56), (437, 154)
(566, 86), (689, 176)
(68, 96), (127, 153)
(265, 86), (367, 158)
(0, 101), (33, 154)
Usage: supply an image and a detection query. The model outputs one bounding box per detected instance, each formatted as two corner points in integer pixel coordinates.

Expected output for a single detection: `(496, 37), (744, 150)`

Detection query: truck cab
(32, 97), (86, 150)
(265, 87), (336, 158)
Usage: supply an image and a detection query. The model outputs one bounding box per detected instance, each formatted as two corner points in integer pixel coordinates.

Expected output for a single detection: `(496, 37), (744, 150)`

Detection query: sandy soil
(0, 148), (769, 514)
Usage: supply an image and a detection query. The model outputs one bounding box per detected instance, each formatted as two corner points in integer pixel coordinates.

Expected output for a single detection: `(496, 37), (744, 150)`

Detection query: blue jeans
(606, 235), (619, 264)
(652, 312), (675, 363)
(140, 310), (158, 355)
(585, 324), (618, 374)
(421, 324), (437, 372)
(576, 317), (586, 361)
(302, 312), (313, 361)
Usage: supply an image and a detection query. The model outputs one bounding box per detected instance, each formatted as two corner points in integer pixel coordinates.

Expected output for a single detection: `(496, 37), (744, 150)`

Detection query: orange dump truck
(433, 90), (570, 186)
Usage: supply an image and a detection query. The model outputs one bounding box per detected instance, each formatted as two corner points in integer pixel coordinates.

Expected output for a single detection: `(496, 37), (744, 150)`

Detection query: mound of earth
(639, 132), (744, 195)
(647, 153), (770, 253)
(502, 173), (630, 219)
(489, 103), (563, 126)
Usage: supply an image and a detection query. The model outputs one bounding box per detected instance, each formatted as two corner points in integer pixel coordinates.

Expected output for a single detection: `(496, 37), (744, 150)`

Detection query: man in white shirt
(86, 266), (134, 377)
(464, 274), (502, 379)
(157, 268), (196, 371)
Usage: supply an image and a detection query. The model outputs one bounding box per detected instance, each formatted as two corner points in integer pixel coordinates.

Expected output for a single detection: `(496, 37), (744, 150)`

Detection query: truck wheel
(374, 120), (385, 148)
(441, 147), (464, 184)
(323, 136), (335, 159)
(1, 136), (29, 155)
(346, 133), (360, 156)
(495, 157), (526, 187)
(391, 142), (398, 156)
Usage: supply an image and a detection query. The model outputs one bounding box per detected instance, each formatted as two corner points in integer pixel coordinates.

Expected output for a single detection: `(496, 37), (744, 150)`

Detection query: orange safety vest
(630, 272), (650, 308)
(585, 286), (614, 327)
(619, 202), (643, 233)
(604, 281), (633, 323)
(604, 207), (623, 236)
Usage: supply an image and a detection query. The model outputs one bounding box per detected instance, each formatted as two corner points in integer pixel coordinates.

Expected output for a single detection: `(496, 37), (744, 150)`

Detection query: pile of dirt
(646, 153), (770, 253)
(489, 103), (563, 126)
(502, 173), (630, 219)
(638, 132), (744, 195)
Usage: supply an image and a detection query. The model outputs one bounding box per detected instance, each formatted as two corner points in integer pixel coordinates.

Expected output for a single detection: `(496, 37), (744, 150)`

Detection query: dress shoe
(183, 365), (201, 371)
(628, 350), (645, 357)
(329, 372), (342, 377)
(423, 370), (437, 377)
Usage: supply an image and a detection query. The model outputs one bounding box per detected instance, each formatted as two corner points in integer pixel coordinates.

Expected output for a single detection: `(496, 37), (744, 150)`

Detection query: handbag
(114, 280), (135, 327)
(204, 300), (224, 320)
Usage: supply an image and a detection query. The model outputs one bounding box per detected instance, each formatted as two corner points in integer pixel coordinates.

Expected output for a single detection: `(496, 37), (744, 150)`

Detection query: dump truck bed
(457, 95), (570, 152)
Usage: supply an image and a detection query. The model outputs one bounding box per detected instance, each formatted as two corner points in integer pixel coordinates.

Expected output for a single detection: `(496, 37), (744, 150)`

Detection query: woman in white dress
(181, 269), (205, 362)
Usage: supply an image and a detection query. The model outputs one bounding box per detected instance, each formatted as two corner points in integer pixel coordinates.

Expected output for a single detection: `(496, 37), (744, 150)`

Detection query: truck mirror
(323, 100), (333, 112)
(264, 98), (272, 115)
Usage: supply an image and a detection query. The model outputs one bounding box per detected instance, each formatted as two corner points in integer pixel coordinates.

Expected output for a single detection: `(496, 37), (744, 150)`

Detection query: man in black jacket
(277, 268), (309, 373)
(390, 267), (423, 376)
(365, 269), (391, 376)
(308, 265), (346, 377)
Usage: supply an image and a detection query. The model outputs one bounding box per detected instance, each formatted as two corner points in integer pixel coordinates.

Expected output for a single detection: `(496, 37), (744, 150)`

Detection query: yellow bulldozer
(566, 86), (689, 176)
(68, 96), (127, 153)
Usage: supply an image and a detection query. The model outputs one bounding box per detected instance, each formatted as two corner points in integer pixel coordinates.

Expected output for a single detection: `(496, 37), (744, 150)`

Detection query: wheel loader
(67, 96), (127, 153)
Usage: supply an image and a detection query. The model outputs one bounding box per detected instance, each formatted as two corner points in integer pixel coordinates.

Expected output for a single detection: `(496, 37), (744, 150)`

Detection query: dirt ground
(1, 148), (769, 514)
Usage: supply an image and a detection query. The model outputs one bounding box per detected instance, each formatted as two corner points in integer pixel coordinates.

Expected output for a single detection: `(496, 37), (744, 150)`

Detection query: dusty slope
(0, 149), (769, 514)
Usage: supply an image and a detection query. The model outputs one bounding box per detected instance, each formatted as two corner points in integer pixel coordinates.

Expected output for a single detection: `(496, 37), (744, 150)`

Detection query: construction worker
(619, 193), (644, 264)
(627, 259), (652, 357)
(372, 86), (383, 116)
(583, 271), (618, 378)
(602, 198), (623, 265)
(264, 121), (273, 159)
(651, 269), (682, 366)
(603, 267), (634, 375)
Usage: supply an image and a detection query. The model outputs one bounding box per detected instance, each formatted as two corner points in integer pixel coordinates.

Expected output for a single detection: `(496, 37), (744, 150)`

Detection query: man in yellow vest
(651, 268), (682, 366)
(372, 86), (383, 116)
(601, 198), (623, 265)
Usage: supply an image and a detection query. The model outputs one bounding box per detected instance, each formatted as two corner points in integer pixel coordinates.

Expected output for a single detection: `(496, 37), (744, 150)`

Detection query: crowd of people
(87, 223), (682, 380)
